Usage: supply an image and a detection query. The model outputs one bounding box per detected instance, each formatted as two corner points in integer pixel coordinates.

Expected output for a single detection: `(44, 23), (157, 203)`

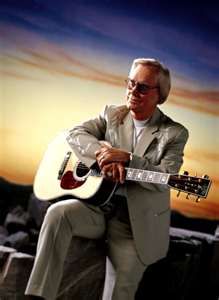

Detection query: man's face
(126, 64), (160, 120)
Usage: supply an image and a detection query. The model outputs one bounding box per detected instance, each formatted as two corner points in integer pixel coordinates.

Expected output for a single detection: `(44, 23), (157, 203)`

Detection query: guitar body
(34, 132), (117, 206)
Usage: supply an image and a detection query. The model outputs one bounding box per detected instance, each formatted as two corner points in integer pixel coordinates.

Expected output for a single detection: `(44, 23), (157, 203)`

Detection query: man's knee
(43, 200), (77, 227)
(44, 200), (105, 237)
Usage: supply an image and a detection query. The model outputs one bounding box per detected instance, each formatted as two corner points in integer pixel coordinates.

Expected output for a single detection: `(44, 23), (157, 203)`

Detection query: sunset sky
(1, 0), (219, 219)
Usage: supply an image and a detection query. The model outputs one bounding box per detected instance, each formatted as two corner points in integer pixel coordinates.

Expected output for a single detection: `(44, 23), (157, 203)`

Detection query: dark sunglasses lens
(126, 79), (150, 94)
(137, 84), (149, 94)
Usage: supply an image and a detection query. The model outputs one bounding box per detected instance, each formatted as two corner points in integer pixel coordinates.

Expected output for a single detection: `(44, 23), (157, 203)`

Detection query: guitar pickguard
(60, 171), (85, 189)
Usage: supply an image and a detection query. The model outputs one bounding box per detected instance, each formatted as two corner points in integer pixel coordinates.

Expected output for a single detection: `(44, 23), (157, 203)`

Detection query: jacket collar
(118, 107), (163, 155)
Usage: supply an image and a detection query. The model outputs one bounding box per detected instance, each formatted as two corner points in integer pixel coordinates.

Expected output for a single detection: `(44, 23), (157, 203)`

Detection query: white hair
(130, 58), (171, 104)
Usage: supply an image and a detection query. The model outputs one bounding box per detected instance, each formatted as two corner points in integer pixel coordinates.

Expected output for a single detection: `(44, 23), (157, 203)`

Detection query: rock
(0, 237), (106, 300)
(0, 245), (16, 271)
(0, 177), (32, 225)
(4, 231), (30, 250)
(4, 206), (31, 233)
(0, 245), (34, 299)
(0, 226), (8, 245)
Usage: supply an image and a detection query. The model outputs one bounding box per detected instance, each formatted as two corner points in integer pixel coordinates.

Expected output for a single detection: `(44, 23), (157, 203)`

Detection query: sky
(0, 0), (219, 219)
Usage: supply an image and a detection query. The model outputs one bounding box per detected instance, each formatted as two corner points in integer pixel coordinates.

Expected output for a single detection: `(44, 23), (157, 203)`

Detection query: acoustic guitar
(34, 132), (212, 208)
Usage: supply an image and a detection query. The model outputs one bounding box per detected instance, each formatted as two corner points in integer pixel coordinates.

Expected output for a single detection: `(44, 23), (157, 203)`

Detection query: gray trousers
(25, 199), (146, 300)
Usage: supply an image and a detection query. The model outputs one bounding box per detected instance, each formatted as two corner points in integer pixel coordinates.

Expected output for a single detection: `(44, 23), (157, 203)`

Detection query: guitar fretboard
(125, 168), (170, 185)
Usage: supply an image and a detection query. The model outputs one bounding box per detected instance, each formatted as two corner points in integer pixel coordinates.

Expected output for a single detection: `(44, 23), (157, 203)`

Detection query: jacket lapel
(118, 112), (134, 152)
(134, 108), (162, 156)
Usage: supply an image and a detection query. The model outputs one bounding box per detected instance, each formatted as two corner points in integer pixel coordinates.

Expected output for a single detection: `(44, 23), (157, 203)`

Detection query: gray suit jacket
(67, 104), (189, 265)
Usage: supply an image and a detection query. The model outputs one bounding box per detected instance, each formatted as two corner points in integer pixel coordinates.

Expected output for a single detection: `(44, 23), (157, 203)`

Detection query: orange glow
(1, 26), (219, 219)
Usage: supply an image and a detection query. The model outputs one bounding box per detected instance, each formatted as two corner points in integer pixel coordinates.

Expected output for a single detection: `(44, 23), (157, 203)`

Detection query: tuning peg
(183, 170), (189, 175)
(202, 174), (209, 179)
(177, 190), (181, 197)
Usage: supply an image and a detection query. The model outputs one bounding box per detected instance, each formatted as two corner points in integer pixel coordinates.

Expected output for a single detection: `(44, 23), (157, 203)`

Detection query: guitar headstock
(168, 171), (212, 202)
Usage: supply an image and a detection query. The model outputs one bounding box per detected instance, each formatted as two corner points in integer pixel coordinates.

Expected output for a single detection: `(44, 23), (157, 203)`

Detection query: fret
(126, 168), (139, 181)
(146, 171), (169, 184)
(132, 169), (139, 180)
(160, 174), (170, 184)
(136, 170), (144, 180)
(142, 170), (149, 181)
(126, 168), (134, 180)
(147, 172), (154, 182)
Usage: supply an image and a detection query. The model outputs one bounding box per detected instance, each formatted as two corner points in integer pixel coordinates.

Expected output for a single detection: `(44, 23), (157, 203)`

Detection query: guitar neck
(125, 167), (170, 185)
(90, 166), (170, 185)
(90, 166), (211, 199)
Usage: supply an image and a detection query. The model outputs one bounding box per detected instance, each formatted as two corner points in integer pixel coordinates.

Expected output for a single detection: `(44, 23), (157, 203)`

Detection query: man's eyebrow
(139, 81), (150, 85)
(129, 78), (150, 85)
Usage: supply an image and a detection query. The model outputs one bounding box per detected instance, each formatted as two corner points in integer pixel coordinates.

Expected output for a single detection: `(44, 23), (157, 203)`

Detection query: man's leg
(25, 199), (105, 300)
(106, 217), (147, 300)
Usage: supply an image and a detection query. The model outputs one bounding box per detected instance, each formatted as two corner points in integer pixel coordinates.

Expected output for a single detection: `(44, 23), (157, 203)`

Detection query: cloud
(169, 88), (219, 116)
(69, 4), (219, 73)
(1, 25), (219, 117)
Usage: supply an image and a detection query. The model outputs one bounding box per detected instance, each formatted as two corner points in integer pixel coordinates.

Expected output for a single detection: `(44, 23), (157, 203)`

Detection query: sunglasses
(125, 78), (158, 94)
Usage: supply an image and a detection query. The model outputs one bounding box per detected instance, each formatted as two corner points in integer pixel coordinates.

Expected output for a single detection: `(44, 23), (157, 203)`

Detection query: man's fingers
(100, 162), (126, 183)
(118, 163), (126, 184)
(95, 146), (109, 157)
(112, 163), (119, 182)
(101, 164), (113, 180)
(95, 146), (129, 170)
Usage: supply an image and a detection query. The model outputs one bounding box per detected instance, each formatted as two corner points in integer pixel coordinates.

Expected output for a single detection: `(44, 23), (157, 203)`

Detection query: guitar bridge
(58, 151), (72, 180)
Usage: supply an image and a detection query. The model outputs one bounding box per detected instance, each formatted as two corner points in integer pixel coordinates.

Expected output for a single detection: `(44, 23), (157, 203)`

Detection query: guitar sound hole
(76, 162), (90, 178)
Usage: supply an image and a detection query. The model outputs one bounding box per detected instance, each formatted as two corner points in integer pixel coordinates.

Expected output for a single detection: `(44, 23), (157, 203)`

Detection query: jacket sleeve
(66, 106), (108, 167)
(128, 126), (189, 191)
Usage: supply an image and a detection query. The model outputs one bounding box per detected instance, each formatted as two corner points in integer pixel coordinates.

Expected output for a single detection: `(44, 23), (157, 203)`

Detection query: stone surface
(0, 177), (32, 225)
(0, 230), (219, 299)
(4, 231), (30, 250)
(0, 237), (106, 300)
(0, 245), (34, 300)
(0, 177), (218, 299)
(0, 245), (16, 271)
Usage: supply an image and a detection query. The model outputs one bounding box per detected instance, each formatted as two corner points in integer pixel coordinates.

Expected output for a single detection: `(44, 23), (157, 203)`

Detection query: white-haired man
(25, 58), (189, 300)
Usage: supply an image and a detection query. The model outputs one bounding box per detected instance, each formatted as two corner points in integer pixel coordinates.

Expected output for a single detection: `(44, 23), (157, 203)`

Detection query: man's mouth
(129, 97), (140, 103)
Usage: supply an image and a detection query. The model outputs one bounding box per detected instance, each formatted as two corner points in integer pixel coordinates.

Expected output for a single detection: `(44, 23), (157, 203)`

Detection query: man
(25, 58), (189, 300)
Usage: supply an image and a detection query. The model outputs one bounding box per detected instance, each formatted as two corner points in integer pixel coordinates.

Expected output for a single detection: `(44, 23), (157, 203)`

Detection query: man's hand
(101, 162), (126, 184)
(95, 145), (130, 183)
(95, 146), (130, 169)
